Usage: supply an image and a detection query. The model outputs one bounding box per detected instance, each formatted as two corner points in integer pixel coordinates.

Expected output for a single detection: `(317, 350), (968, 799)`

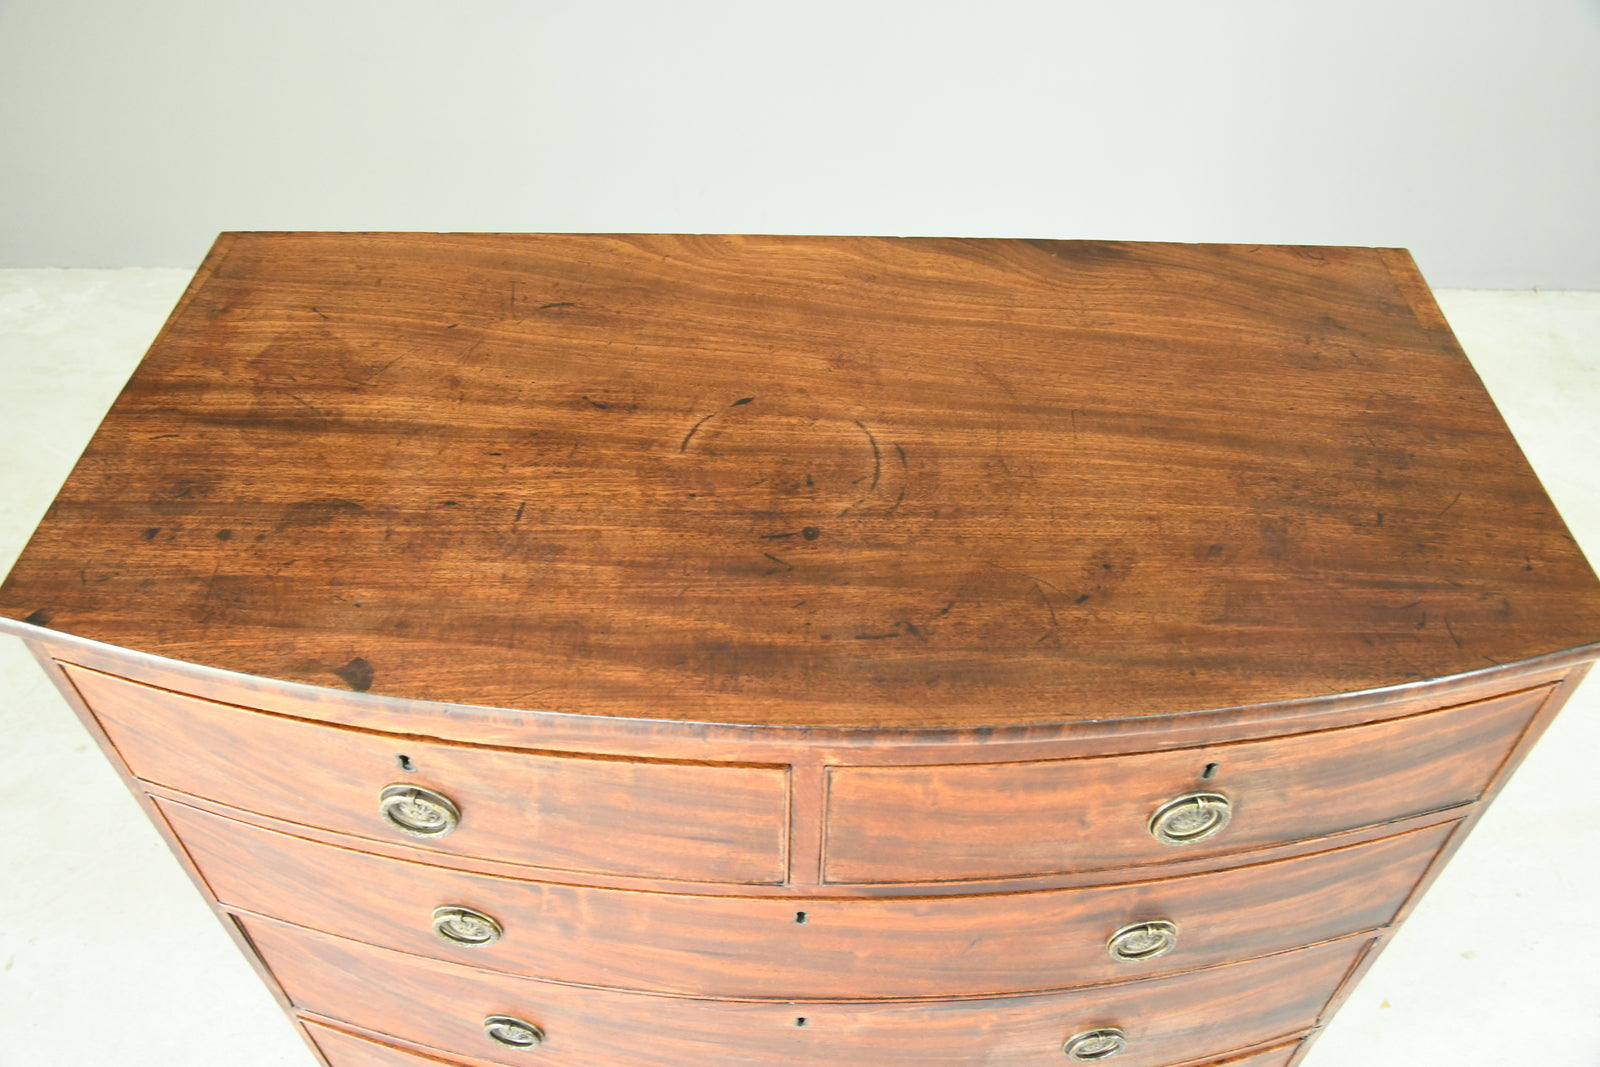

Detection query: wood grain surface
(300, 1019), (1302, 1067)
(823, 684), (1547, 882)
(2, 234), (1598, 727)
(242, 914), (1361, 1067)
(69, 663), (789, 884)
(303, 1022), (473, 1066)
(163, 798), (1447, 998)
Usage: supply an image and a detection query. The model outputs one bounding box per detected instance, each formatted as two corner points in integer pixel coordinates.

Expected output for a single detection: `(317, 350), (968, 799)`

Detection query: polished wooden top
(2, 234), (1597, 727)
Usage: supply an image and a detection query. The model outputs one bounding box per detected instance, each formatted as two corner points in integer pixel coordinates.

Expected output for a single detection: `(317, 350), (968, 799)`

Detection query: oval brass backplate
(379, 783), (461, 838)
(1147, 791), (1231, 846)
(1107, 920), (1179, 962)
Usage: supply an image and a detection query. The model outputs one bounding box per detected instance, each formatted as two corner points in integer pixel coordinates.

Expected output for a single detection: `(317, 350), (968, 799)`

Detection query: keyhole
(795, 912), (808, 924)
(397, 754), (415, 772)
(1201, 762), (1219, 780)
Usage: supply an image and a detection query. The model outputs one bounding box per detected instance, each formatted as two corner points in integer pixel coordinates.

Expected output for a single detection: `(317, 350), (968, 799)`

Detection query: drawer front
(307, 1021), (473, 1066)
(167, 798), (1446, 997)
(66, 664), (789, 884)
(241, 915), (1364, 1067)
(825, 685), (1547, 882)
(302, 1020), (1301, 1067)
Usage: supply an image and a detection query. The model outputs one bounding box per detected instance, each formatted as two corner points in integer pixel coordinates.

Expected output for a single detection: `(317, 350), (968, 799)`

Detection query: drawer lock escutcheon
(1063, 1027), (1127, 1061)
(1147, 791), (1231, 846)
(1106, 920), (1179, 962)
(483, 1015), (544, 1049)
(433, 905), (503, 947)
(379, 783), (461, 838)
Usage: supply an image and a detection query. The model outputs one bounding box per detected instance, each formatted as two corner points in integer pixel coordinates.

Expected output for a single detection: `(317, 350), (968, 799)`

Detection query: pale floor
(0, 271), (1596, 1067)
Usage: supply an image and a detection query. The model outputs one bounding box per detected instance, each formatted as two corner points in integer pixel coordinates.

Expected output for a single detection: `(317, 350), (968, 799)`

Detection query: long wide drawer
(64, 664), (789, 884)
(166, 797), (1447, 997)
(301, 1019), (1305, 1067)
(241, 914), (1367, 1067)
(824, 684), (1547, 882)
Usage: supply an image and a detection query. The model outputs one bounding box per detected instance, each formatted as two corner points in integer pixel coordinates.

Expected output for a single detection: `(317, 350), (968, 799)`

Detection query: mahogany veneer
(3, 234), (1598, 1067)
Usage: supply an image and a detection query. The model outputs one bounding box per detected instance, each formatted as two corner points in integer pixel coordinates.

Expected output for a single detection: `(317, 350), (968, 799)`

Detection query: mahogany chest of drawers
(3, 234), (1598, 1067)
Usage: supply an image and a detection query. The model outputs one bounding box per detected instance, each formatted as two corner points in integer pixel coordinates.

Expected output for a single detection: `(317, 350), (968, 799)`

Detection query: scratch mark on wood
(763, 552), (793, 570)
(991, 422), (1011, 475)
(1034, 581), (1059, 634)
(895, 443), (907, 466)
(281, 391), (325, 417)
(514, 502), (526, 524)
(310, 306), (329, 320)
(732, 397), (755, 406)
(973, 360), (1019, 400)
(1437, 492), (1462, 518)
(584, 396), (610, 409)
(938, 600), (955, 616)
(854, 632), (901, 640)
(344, 356), (401, 387)
(761, 531), (798, 540)
(854, 420), (882, 491)
(1443, 616), (1462, 647)
(988, 561), (1065, 596)
(680, 413), (716, 452)
(538, 301), (576, 310)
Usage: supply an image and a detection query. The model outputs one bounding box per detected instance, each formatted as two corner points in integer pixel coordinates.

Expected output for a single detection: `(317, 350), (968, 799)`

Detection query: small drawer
(243, 915), (1355, 1067)
(65, 664), (789, 884)
(167, 797), (1447, 997)
(824, 685), (1547, 882)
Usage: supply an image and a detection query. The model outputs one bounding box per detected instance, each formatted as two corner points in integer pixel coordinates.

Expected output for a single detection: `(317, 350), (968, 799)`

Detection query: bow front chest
(3, 234), (1598, 1067)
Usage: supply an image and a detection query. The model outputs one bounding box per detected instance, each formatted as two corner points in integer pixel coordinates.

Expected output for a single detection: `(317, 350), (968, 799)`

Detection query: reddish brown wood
(65, 663), (789, 884)
(144, 776), (1470, 899)
(823, 684), (1548, 882)
(242, 914), (1360, 1067)
(302, 1019), (1302, 1067)
(162, 797), (1451, 998)
(304, 1021), (474, 1066)
(2, 235), (1597, 728)
(3, 237), (1598, 1066)
(31, 624), (1594, 758)
(17, 642), (335, 1067)
(1282, 659), (1598, 1067)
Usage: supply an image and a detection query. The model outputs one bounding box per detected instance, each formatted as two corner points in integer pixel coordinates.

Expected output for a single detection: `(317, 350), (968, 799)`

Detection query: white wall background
(2, 1), (1598, 284)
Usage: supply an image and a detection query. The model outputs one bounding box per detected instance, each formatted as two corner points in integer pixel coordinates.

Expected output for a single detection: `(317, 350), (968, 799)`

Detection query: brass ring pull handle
(1063, 1027), (1127, 1061)
(1147, 791), (1231, 846)
(379, 784), (461, 838)
(1106, 920), (1179, 962)
(483, 1015), (544, 1049)
(433, 905), (503, 946)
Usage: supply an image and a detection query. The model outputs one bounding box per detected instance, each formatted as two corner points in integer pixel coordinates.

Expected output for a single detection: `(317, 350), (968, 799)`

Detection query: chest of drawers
(2, 234), (1598, 1067)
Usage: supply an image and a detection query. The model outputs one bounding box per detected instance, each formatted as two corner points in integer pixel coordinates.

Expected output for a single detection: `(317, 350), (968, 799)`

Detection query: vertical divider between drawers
(786, 761), (828, 886)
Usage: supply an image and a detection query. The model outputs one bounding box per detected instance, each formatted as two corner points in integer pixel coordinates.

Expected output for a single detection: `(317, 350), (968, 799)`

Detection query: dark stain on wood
(332, 657), (374, 692)
(0, 234), (1595, 728)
